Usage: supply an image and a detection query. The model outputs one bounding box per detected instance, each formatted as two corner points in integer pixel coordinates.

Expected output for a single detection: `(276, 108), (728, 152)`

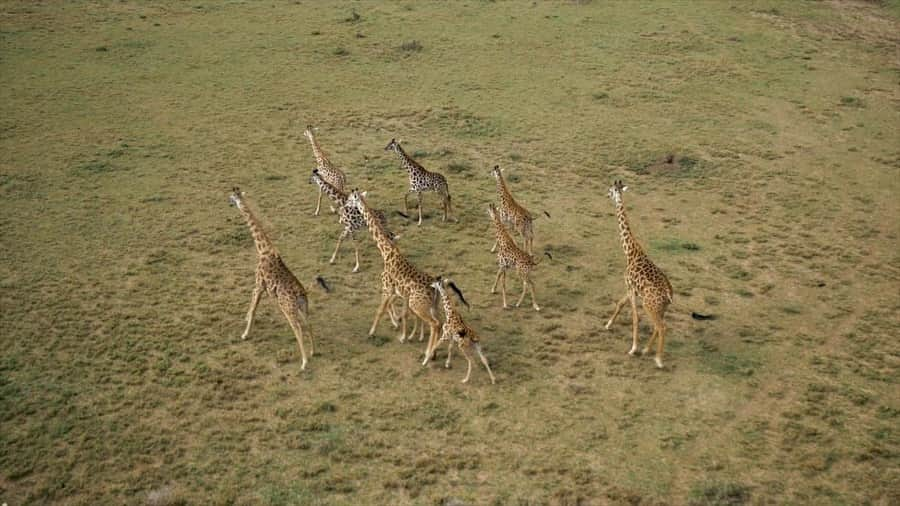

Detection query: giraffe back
(626, 254), (673, 304)
(391, 144), (449, 194)
(259, 254), (309, 312)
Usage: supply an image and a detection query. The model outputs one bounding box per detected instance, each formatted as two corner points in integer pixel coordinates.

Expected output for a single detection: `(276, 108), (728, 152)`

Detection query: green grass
(2, 1), (899, 504)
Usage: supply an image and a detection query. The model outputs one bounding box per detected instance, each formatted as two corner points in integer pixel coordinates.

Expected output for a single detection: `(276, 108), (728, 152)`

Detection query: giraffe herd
(230, 126), (674, 382)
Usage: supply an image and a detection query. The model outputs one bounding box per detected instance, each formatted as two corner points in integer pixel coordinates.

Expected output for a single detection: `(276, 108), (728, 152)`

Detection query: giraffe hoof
(628, 348), (638, 356)
(655, 358), (664, 369)
(352, 266), (360, 273)
(641, 347), (650, 355)
(534, 306), (541, 311)
(461, 378), (469, 384)
(604, 321), (613, 330)
(445, 362), (451, 369)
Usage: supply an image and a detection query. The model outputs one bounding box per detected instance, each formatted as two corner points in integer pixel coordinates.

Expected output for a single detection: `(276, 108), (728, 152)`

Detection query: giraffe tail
(532, 250), (553, 265)
(447, 280), (470, 310)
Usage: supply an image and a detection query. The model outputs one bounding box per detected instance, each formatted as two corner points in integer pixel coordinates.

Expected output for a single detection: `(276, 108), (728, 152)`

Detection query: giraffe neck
(313, 176), (347, 206)
(239, 205), (276, 257)
(490, 211), (512, 244)
(496, 174), (515, 208)
(436, 285), (453, 317)
(616, 201), (643, 261)
(307, 133), (332, 168)
(391, 144), (422, 176)
(359, 198), (396, 259)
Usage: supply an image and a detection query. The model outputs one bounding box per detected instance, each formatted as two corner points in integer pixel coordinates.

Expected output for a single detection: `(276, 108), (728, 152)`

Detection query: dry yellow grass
(1, 1), (898, 504)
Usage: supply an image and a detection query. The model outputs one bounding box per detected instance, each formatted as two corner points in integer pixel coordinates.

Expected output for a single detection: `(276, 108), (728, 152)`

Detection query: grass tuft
(399, 40), (423, 52)
(689, 481), (751, 506)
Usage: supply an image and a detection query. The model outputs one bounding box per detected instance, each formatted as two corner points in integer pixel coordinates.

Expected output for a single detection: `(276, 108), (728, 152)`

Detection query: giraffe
(229, 187), (315, 370)
(604, 180), (673, 369)
(303, 125), (347, 216)
(488, 203), (541, 311)
(345, 190), (441, 362)
(431, 276), (496, 384)
(384, 138), (453, 225)
(309, 168), (391, 273)
(379, 269), (426, 343)
(490, 164), (535, 254)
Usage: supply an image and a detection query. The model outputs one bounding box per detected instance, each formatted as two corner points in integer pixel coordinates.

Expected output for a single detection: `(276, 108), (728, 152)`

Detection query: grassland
(1, 1), (899, 504)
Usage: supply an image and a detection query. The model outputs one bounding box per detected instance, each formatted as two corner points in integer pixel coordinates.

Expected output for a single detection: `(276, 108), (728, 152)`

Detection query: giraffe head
(308, 168), (321, 185)
(487, 202), (500, 222)
(345, 188), (369, 213)
(384, 138), (401, 152)
(608, 180), (628, 205)
(430, 275), (446, 295)
(490, 164), (503, 179)
(229, 186), (247, 210)
(431, 275), (470, 309)
(303, 125), (315, 140)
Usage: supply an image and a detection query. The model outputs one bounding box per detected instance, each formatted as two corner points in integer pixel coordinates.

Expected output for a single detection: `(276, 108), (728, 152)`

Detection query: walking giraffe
(488, 203), (541, 311)
(229, 188), (315, 370)
(303, 125), (347, 216)
(384, 138), (453, 225)
(604, 180), (673, 368)
(490, 164), (535, 254)
(309, 168), (391, 273)
(345, 190), (441, 362)
(431, 276), (496, 384)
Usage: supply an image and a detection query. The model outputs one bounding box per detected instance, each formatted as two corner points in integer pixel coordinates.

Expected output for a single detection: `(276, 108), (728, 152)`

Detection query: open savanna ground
(2, 1), (899, 504)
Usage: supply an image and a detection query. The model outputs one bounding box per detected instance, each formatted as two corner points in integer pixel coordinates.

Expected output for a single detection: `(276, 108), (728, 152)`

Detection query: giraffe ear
(622, 185), (629, 192)
(360, 191), (368, 198)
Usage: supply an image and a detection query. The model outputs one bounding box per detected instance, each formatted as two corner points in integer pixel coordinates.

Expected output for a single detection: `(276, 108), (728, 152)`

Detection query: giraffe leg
(460, 345), (474, 383)
(642, 326), (657, 356)
(491, 266), (503, 293)
(628, 293), (640, 356)
(515, 278), (528, 308)
(490, 238), (498, 253)
(416, 192), (424, 226)
(399, 296), (409, 343)
(297, 306), (314, 357)
(329, 229), (349, 265)
(475, 343), (496, 384)
(500, 270), (509, 309)
(384, 283), (400, 328)
(410, 295), (440, 365)
(403, 190), (412, 214)
(528, 278), (540, 311)
(441, 191), (451, 222)
(605, 292), (631, 329)
(368, 292), (394, 337)
(281, 305), (308, 370)
(387, 297), (399, 328)
(649, 310), (667, 368)
(444, 338), (453, 368)
(351, 234), (361, 273)
(241, 283), (264, 340)
(314, 189), (323, 216)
